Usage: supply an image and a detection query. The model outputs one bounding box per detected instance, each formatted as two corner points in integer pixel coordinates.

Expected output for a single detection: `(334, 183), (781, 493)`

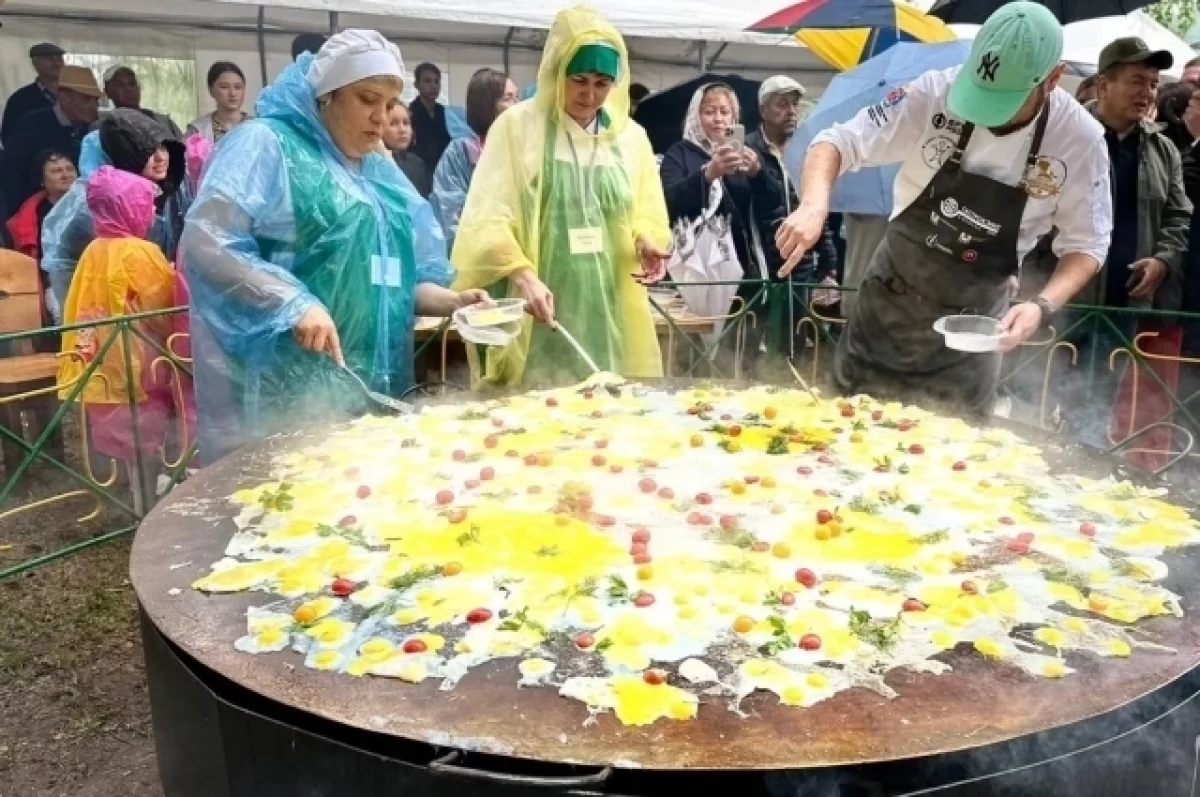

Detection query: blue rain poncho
(181, 54), (455, 462)
(41, 131), (191, 320)
(429, 136), (483, 253)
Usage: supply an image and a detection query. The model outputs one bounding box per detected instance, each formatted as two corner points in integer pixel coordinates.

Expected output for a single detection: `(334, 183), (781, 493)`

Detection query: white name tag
(371, 255), (403, 287)
(568, 227), (604, 256)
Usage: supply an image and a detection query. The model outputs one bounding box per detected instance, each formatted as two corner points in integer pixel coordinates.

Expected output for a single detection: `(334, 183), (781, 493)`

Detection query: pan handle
(428, 750), (613, 790)
(1107, 422), (1195, 477)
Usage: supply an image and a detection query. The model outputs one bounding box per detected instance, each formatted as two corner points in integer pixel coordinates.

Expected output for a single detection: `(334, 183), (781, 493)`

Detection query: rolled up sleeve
(1051, 134), (1112, 269)
(813, 70), (936, 175)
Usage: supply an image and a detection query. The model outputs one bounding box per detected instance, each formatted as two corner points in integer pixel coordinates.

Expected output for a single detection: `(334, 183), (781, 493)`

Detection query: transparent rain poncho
(41, 129), (190, 317)
(451, 5), (670, 388)
(429, 135), (483, 254)
(181, 54), (454, 462)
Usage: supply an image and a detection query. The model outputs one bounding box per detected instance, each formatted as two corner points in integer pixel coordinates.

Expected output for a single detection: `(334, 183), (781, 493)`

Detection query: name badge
(371, 255), (403, 287)
(569, 227), (604, 256)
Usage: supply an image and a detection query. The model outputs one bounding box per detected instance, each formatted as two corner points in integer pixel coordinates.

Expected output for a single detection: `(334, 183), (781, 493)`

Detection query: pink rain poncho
(58, 166), (182, 462)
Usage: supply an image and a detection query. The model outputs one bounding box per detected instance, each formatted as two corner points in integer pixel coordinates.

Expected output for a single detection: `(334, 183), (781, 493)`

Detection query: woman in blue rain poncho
(41, 109), (189, 320)
(429, 68), (518, 252)
(452, 6), (671, 388)
(182, 30), (488, 462)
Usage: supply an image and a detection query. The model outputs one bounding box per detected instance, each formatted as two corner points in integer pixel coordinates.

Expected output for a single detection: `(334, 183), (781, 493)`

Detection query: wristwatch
(1029, 294), (1058, 325)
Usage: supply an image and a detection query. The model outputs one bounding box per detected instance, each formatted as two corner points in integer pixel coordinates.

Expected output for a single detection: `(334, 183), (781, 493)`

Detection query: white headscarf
(307, 29), (406, 98)
(682, 82), (741, 154)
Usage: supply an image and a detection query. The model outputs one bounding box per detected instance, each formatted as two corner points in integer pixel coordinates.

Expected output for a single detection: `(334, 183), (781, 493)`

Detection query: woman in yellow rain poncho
(452, 5), (671, 387)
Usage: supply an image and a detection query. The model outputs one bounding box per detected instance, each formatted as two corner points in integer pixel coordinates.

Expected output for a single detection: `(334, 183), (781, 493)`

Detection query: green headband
(566, 43), (621, 80)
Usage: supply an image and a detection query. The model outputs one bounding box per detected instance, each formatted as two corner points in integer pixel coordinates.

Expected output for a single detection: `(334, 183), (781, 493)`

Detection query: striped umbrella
(795, 3), (957, 71)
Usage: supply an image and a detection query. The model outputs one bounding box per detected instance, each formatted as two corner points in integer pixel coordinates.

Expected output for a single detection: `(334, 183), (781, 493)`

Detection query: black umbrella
(633, 73), (764, 155)
(929, 0), (1153, 24)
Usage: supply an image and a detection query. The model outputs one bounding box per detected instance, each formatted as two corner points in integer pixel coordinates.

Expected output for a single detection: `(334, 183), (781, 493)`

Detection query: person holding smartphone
(660, 82), (784, 370)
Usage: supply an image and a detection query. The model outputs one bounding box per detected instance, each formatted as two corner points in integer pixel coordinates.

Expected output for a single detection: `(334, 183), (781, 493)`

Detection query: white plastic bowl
(456, 298), (527, 327)
(933, 315), (1003, 353)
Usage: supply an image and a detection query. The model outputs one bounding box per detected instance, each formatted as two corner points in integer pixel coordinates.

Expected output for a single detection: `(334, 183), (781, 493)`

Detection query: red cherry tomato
(799, 634), (822, 651)
(484, 435), (499, 449)
(795, 568), (818, 588)
(728, 425), (742, 437)
(719, 515), (738, 531)
(523, 454), (538, 467)
(999, 516), (1015, 526)
(797, 466), (813, 476)
(491, 416), (504, 428)
(465, 608), (493, 624)
(594, 439), (609, 450)
(595, 514), (617, 527)
(1007, 540), (1031, 555)
(961, 581), (978, 595)
(952, 461), (967, 472)
(632, 529), (651, 544)
(575, 633), (595, 649)
(452, 450), (467, 462)
(630, 542), (648, 556)
(592, 455), (607, 467)
(638, 478), (658, 494)
(464, 479), (481, 490)
(633, 553), (653, 565)
(897, 421), (914, 432)
(435, 490), (454, 506)
(780, 592), (796, 606)
(1017, 531), (1036, 544)
(480, 467), (496, 481)
(610, 464), (624, 474)
(871, 410), (883, 422)
(402, 638), (428, 654)
(817, 455), (834, 465)
(447, 509), (468, 524)
(696, 493), (713, 505)
(657, 487), (675, 500)
(577, 495), (595, 512)
(338, 515), (357, 527)
(356, 485), (371, 499)
(811, 443), (828, 453)
(902, 599), (926, 612)
(1079, 522), (1097, 538)
(643, 668), (667, 685)
(633, 592), (656, 608)
(908, 444), (924, 455)
(546, 397), (559, 407)
(331, 578), (356, 597)
(816, 509), (833, 525)
(840, 407), (854, 418)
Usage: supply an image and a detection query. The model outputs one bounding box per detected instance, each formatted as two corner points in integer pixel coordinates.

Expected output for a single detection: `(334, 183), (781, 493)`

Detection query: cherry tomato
(402, 638), (428, 654)
(999, 516), (1015, 525)
(464, 479), (481, 490)
(1017, 531), (1036, 544)
(658, 487), (675, 500)
(575, 633), (595, 649)
(443, 562), (463, 577)
(484, 435), (499, 449)
(721, 414), (733, 421)
(338, 514), (357, 527)
(1079, 522), (1097, 538)
(719, 515), (738, 531)
(435, 490), (454, 506)
(795, 568), (818, 588)
(728, 425), (743, 437)
(952, 461), (967, 472)
(592, 455), (607, 467)
(811, 443), (828, 453)
(447, 509), (468, 524)
(630, 542), (648, 556)
(610, 464), (625, 474)
(696, 493), (713, 505)
(752, 541), (771, 553)
(902, 599), (926, 612)
(331, 578), (356, 597)
(356, 485), (371, 499)
(780, 592), (796, 606)
(594, 439), (609, 450)
(643, 668), (667, 685)
(797, 466), (813, 476)
(897, 420), (914, 432)
(816, 509), (833, 525)
(961, 580), (978, 595)
(840, 407), (854, 418)
(633, 553), (653, 565)
(480, 467), (496, 481)
(546, 397), (559, 408)
(817, 455), (834, 465)
(293, 605), (318, 624)
(632, 528), (651, 544)
(638, 478), (658, 494)
(465, 608), (493, 624)
(799, 634), (822, 651)
(908, 444), (924, 455)
(491, 416), (504, 428)
(595, 514), (616, 527)
(634, 592), (656, 608)
(577, 495), (594, 512)
(523, 454), (538, 467)
(1006, 540), (1030, 555)
(871, 410), (883, 422)
(452, 450), (467, 462)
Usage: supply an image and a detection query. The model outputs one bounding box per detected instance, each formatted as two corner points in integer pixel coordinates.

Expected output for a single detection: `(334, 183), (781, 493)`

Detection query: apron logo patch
(922, 136), (956, 169)
(1021, 156), (1067, 199)
(979, 52), (1001, 82)
(962, 249), (978, 263)
(931, 113), (964, 135)
(939, 197), (1000, 236)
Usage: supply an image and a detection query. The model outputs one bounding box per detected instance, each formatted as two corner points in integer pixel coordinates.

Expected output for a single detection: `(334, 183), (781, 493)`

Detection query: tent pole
(503, 27), (515, 74)
(256, 6), (267, 86)
(707, 42), (729, 71)
(329, 12), (339, 34)
(698, 41), (707, 72)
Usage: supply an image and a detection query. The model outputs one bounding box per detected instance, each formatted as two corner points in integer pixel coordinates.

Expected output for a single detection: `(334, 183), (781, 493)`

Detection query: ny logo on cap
(978, 52), (1000, 82)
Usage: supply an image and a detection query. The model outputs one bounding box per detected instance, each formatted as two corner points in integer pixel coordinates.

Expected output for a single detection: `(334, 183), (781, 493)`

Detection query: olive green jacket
(1079, 108), (1192, 311)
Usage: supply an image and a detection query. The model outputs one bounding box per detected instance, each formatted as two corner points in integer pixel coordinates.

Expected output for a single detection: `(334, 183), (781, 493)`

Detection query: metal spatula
(786, 358), (821, 405)
(340, 363), (412, 415)
(552, 320), (601, 375)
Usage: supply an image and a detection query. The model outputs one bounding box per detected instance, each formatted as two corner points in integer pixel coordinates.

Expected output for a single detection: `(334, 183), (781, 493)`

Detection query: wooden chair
(0, 250), (64, 479)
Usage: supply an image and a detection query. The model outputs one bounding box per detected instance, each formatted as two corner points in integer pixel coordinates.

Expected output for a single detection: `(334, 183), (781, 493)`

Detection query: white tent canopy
(0, 0), (836, 123)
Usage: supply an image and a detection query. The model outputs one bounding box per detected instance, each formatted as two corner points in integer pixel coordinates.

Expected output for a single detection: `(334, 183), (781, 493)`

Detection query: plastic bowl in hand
(458, 298), (527, 327)
(933, 315), (1003, 353)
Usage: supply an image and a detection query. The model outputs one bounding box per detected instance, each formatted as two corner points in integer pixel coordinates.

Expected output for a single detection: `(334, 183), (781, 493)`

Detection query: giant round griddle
(131, 399), (1200, 785)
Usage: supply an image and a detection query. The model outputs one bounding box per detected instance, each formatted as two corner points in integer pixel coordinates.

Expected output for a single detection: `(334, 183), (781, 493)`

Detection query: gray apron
(835, 109), (1049, 420)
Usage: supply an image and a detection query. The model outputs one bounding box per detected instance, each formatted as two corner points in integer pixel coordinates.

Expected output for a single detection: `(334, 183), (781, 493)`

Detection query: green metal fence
(3, 288), (1199, 580)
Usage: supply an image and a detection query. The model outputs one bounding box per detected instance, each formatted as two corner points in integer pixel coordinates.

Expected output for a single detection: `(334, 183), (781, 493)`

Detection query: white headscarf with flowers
(682, 82), (741, 154)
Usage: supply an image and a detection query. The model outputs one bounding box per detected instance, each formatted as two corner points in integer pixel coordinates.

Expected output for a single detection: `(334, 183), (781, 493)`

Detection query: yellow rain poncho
(452, 5), (670, 388)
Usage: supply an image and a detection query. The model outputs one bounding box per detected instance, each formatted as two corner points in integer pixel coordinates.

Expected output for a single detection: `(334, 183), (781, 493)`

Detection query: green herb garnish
(258, 482), (295, 512)
(986, 580), (1008, 594)
(607, 575), (632, 602)
(848, 607), (902, 652)
(766, 434), (790, 456)
(760, 614), (794, 656)
(388, 565), (438, 592)
(534, 545), (561, 558)
(1044, 567), (1089, 594)
(872, 565), (919, 585)
(915, 529), (949, 545)
(903, 503), (922, 515)
(456, 525), (482, 546)
(848, 496), (880, 514)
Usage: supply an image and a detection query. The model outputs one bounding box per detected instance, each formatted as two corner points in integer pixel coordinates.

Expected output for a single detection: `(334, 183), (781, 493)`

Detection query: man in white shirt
(776, 2), (1113, 418)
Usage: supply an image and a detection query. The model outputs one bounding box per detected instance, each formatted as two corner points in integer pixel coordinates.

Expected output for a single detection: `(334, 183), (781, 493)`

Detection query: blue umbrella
(785, 40), (971, 216)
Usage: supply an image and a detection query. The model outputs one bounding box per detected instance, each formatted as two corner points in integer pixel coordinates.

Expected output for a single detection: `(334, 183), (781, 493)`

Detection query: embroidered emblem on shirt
(931, 112), (964, 134)
(979, 53), (1001, 82)
(1021, 156), (1068, 200)
(921, 135), (956, 169)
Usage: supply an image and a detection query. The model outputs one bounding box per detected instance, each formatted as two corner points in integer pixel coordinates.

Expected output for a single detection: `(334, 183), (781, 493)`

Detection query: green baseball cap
(1097, 37), (1173, 74)
(948, 1), (1063, 128)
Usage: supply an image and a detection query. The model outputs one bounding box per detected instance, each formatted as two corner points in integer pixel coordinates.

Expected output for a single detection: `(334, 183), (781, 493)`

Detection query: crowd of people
(1, 2), (1199, 479)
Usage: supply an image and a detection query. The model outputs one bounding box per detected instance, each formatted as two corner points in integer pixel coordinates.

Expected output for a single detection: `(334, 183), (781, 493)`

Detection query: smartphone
(730, 124), (745, 151)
